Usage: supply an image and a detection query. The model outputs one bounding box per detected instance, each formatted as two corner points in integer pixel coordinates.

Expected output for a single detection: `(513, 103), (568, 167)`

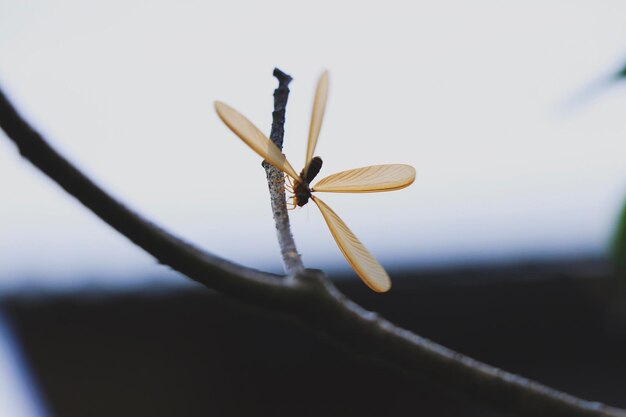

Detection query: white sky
(1, 1), (626, 290)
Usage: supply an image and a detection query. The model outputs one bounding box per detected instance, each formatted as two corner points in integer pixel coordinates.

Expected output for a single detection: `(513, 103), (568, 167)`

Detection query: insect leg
(286, 195), (298, 210)
(284, 176), (296, 194)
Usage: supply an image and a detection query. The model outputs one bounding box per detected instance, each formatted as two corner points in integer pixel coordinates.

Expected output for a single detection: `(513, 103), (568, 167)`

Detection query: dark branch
(269, 68), (292, 150)
(1, 78), (625, 417)
(298, 282), (626, 417)
(0, 87), (287, 301)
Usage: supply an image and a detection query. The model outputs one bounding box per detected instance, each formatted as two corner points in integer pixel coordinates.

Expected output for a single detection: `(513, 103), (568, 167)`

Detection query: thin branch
(263, 68), (303, 275)
(0, 87), (288, 301)
(300, 280), (626, 417)
(1, 79), (625, 417)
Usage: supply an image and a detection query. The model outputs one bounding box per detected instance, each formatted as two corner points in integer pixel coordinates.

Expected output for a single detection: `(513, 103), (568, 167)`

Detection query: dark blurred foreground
(2, 258), (626, 417)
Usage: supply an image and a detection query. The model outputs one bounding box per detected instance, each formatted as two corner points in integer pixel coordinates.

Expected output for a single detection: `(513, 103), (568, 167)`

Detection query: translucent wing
(215, 101), (300, 180)
(312, 196), (391, 292)
(312, 164), (416, 193)
(304, 71), (329, 169)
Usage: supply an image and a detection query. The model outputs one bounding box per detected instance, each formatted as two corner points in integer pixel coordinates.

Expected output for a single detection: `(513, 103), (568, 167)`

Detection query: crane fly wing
(215, 101), (300, 181)
(304, 71), (329, 171)
(312, 164), (416, 193)
(312, 196), (391, 292)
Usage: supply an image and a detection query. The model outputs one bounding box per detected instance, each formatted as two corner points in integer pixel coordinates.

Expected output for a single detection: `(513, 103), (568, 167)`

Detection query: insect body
(215, 71), (415, 292)
(293, 156), (323, 207)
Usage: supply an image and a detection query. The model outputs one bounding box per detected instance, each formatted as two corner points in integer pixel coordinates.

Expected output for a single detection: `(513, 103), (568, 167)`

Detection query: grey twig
(0, 74), (624, 417)
(263, 68), (303, 275)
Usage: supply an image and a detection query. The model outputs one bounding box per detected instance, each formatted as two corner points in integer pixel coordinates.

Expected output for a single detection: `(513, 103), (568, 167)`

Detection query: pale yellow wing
(305, 71), (329, 168)
(312, 164), (416, 193)
(312, 196), (391, 292)
(215, 101), (300, 180)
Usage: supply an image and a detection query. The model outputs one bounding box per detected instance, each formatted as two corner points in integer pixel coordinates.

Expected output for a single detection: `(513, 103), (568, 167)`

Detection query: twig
(0, 87), (288, 300)
(263, 68), (303, 275)
(0, 77), (624, 417)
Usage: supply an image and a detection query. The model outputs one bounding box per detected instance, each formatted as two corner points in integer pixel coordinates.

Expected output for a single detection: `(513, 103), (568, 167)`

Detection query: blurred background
(1, 1), (626, 416)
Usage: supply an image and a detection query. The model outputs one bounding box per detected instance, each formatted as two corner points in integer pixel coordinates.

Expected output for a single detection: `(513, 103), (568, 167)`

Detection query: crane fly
(214, 71), (415, 292)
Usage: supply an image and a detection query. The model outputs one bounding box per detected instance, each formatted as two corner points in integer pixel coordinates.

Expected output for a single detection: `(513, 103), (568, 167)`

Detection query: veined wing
(312, 196), (391, 292)
(312, 164), (416, 193)
(304, 71), (329, 170)
(215, 101), (300, 180)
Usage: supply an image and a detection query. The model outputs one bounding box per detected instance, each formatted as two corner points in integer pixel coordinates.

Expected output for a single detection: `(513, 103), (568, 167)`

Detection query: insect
(215, 71), (415, 292)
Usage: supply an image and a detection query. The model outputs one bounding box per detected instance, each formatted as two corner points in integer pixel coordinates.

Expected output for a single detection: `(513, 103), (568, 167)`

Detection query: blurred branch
(611, 196), (626, 273)
(606, 195), (626, 336)
(1, 76), (625, 417)
(615, 61), (626, 80)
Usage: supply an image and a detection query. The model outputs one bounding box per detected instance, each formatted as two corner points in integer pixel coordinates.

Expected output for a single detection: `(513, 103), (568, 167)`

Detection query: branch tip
(273, 68), (293, 85)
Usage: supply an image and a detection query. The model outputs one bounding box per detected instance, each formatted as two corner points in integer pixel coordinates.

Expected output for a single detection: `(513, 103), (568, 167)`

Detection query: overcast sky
(1, 1), (626, 291)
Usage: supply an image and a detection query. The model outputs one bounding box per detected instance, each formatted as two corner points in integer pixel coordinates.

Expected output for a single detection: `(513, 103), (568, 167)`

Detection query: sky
(1, 1), (626, 291)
